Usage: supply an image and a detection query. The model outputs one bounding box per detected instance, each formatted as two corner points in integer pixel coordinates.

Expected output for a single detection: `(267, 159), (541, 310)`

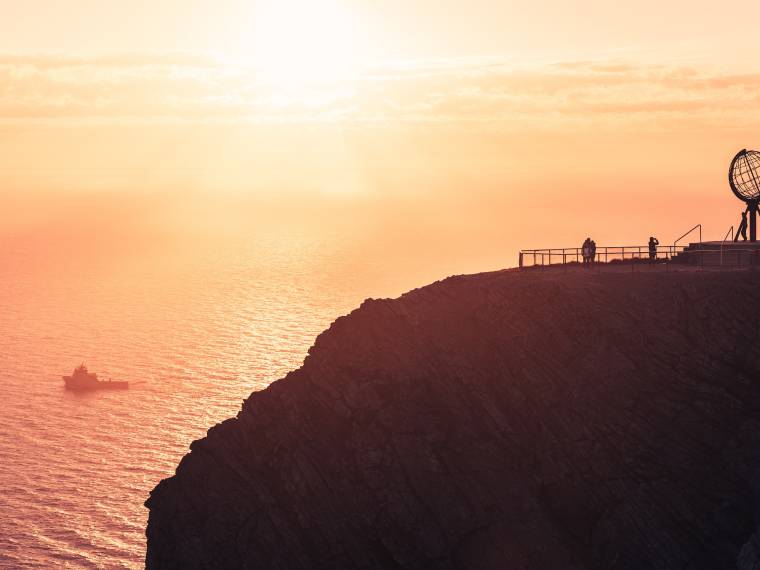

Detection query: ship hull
(63, 376), (129, 391)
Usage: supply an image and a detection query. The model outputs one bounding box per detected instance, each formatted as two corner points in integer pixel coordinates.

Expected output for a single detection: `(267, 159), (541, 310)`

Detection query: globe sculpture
(729, 149), (760, 241)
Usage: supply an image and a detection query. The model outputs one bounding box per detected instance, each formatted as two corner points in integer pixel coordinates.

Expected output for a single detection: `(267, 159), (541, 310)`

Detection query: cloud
(0, 52), (221, 70)
(0, 53), (759, 129)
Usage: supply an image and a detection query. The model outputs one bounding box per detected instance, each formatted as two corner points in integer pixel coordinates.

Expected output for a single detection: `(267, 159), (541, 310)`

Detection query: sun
(240, 0), (365, 84)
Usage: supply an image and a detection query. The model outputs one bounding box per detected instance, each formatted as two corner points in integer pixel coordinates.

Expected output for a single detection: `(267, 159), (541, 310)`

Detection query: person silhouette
(589, 239), (597, 265)
(736, 210), (748, 242)
(648, 236), (659, 261)
(581, 238), (591, 267)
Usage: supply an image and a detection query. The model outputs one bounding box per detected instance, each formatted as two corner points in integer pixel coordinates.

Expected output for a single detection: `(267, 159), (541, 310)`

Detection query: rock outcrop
(146, 269), (760, 569)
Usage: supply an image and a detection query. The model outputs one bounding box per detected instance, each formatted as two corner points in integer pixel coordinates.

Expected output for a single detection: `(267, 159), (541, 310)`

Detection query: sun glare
(241, 0), (365, 84)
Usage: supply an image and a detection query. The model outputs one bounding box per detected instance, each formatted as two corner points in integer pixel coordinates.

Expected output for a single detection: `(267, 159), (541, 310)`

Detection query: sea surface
(0, 224), (485, 569)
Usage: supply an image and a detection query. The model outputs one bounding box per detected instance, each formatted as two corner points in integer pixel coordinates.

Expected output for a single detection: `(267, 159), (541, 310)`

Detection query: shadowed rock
(146, 269), (760, 569)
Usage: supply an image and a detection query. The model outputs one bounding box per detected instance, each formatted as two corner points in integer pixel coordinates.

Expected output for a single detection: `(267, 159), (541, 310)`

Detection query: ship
(63, 363), (128, 391)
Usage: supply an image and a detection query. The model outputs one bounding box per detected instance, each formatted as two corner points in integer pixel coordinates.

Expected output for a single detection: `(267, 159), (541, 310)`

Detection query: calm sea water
(0, 225), (470, 569)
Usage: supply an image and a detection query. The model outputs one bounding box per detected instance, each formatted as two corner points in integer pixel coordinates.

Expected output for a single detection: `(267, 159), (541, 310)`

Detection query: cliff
(145, 268), (760, 569)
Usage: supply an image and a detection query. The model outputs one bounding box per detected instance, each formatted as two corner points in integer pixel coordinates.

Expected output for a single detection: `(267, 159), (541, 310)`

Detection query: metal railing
(704, 247), (760, 268)
(518, 244), (684, 268)
(519, 244), (760, 270)
(673, 223), (701, 249)
(720, 225), (734, 266)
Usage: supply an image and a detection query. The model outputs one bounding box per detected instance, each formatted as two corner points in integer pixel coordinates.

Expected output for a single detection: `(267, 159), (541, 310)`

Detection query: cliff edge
(146, 269), (760, 569)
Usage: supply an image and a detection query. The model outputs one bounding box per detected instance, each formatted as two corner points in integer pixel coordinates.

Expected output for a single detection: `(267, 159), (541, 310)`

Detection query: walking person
(648, 236), (659, 262)
(589, 238), (597, 265)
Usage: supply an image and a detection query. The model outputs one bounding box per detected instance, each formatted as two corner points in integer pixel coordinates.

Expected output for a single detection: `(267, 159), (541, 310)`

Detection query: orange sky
(2, 1), (759, 259)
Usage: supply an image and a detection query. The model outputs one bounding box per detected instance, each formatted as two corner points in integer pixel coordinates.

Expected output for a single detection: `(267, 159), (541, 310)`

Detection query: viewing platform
(519, 241), (760, 271)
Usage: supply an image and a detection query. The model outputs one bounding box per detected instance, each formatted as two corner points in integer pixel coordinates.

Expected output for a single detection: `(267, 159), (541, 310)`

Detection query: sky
(2, 0), (760, 259)
(3, 0), (759, 65)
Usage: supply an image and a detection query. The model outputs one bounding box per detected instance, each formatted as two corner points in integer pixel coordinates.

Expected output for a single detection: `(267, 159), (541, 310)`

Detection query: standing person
(648, 236), (659, 262)
(581, 238), (590, 267)
(590, 239), (597, 265)
(736, 210), (748, 242)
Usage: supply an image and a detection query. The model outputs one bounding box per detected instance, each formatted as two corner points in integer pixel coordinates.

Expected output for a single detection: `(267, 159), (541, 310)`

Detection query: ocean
(0, 223), (471, 569)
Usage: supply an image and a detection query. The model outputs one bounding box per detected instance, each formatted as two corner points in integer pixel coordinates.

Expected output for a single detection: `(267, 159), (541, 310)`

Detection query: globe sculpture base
(751, 200), (757, 242)
(738, 200), (759, 242)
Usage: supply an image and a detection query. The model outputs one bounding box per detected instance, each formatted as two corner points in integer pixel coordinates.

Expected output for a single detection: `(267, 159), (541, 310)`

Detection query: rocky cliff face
(146, 269), (760, 569)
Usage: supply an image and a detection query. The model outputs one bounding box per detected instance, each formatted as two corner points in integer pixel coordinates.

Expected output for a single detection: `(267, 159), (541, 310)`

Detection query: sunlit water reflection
(0, 227), (458, 569)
